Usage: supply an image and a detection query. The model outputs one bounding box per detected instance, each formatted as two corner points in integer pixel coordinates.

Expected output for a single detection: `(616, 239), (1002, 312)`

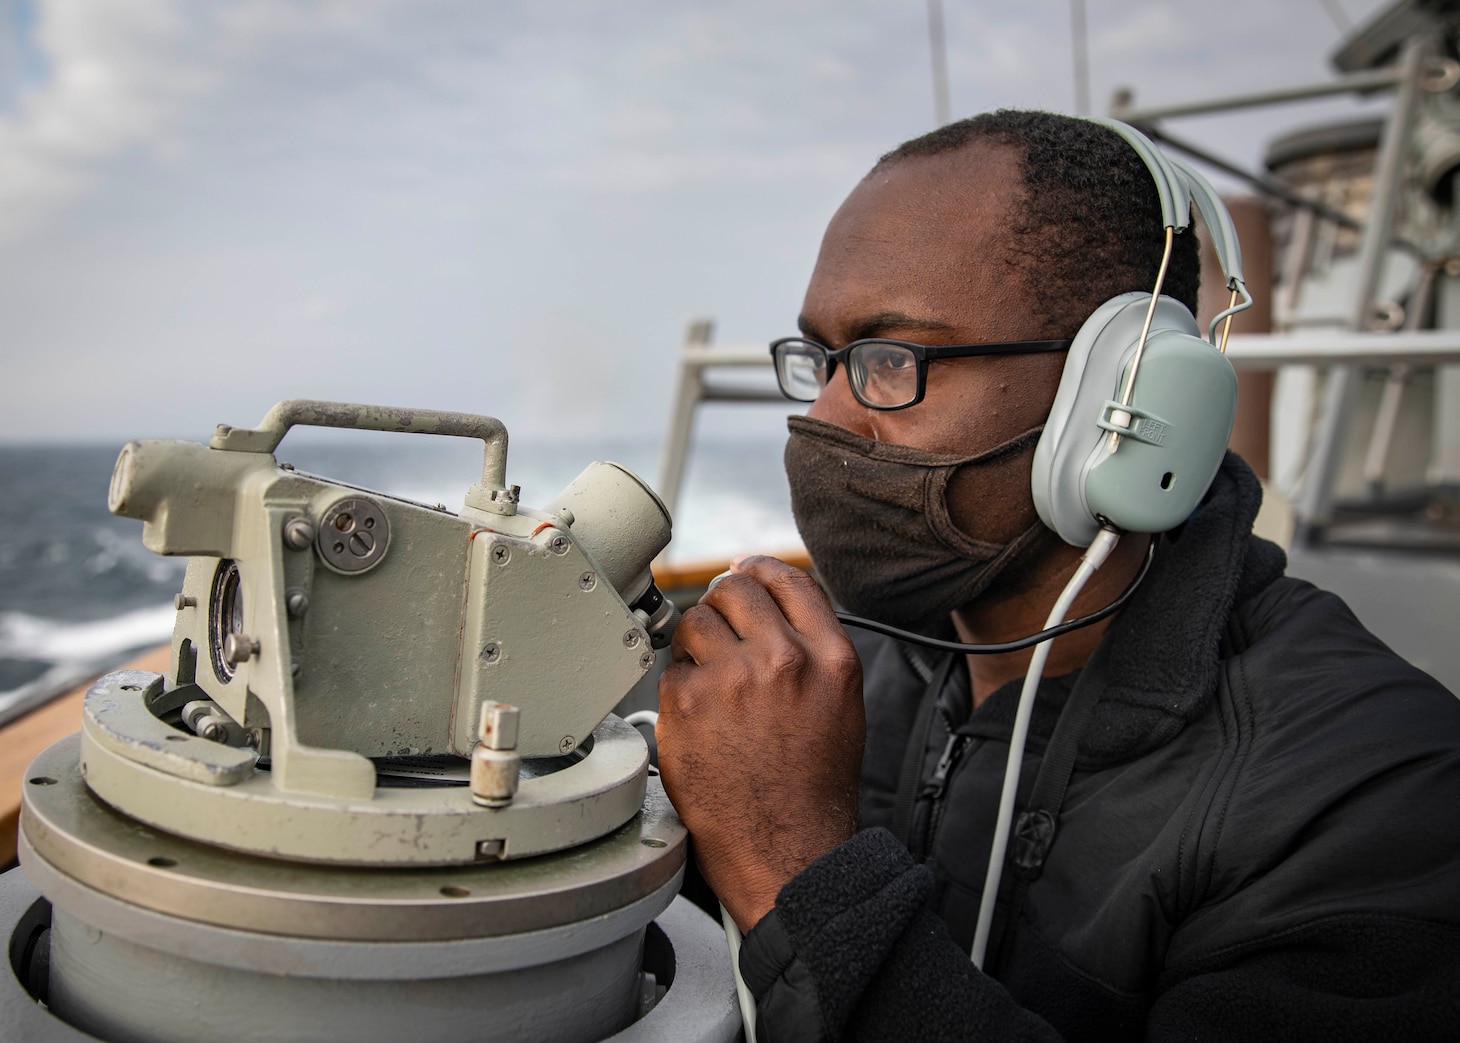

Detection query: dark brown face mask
(784, 415), (1047, 633)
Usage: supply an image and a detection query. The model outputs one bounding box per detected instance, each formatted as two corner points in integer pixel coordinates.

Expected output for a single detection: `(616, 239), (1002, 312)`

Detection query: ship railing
(1223, 329), (1460, 367)
(657, 319), (1460, 514)
(1113, 33), (1460, 540)
(656, 320), (784, 526)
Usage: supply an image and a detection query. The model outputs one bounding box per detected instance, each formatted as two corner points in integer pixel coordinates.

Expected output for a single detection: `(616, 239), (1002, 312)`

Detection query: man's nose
(805, 363), (879, 437)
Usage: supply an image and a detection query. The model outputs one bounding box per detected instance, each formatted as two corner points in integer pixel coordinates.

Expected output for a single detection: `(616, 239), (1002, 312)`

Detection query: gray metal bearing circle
(23, 736), (685, 941)
(75, 678), (652, 866)
(316, 496), (390, 573)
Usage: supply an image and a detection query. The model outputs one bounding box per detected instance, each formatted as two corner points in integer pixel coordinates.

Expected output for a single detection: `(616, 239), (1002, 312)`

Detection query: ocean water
(0, 434), (799, 719)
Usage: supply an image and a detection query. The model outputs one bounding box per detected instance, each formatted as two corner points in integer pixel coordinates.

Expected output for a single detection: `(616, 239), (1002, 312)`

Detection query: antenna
(1318, 0), (1354, 36)
(1071, 0), (1091, 115)
(927, 0), (951, 127)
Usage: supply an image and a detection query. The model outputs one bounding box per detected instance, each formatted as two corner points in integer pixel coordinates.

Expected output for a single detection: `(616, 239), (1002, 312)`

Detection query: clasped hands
(656, 555), (865, 933)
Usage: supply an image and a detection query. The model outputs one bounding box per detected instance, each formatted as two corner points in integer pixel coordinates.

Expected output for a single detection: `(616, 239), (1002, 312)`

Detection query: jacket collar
(942, 452), (1287, 766)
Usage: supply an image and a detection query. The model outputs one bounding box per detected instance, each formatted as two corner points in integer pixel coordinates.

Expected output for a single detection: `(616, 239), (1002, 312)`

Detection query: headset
(966, 118), (1252, 969)
(1030, 117), (1250, 547)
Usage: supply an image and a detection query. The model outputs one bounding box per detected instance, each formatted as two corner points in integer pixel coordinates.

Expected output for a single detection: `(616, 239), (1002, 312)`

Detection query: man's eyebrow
(796, 311), (961, 345)
(796, 315), (826, 341)
(800, 306), (957, 343)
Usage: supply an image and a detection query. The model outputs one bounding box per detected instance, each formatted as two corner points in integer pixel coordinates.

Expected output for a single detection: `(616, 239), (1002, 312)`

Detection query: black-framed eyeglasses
(769, 336), (1071, 410)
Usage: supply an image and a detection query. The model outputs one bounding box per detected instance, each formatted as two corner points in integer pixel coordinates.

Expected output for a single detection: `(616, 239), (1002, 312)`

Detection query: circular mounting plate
(78, 672), (650, 867)
(22, 734), (685, 942)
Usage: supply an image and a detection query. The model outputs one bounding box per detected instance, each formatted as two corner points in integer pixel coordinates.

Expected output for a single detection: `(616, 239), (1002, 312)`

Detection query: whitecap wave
(0, 604), (175, 662)
(668, 493), (802, 562)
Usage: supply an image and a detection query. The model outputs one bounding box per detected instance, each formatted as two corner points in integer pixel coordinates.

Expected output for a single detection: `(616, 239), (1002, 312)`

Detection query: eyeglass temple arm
(919, 339), (1072, 360)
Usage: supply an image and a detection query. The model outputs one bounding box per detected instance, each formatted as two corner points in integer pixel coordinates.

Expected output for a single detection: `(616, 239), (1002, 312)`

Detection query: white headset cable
(970, 525), (1122, 968)
(720, 901), (760, 1043)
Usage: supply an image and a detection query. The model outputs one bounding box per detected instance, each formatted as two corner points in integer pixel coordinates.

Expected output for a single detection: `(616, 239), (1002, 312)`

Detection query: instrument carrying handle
(210, 399), (510, 492)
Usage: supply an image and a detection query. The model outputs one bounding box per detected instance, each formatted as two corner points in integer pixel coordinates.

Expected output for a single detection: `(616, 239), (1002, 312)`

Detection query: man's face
(799, 145), (1068, 544)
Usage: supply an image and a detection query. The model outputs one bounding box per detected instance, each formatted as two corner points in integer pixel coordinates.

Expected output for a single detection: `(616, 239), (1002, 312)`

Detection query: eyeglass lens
(775, 339), (920, 408)
(775, 341), (829, 401)
(849, 342), (918, 407)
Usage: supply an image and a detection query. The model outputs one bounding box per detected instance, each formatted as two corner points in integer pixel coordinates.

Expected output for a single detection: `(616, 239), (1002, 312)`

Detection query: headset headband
(1082, 116), (1251, 344)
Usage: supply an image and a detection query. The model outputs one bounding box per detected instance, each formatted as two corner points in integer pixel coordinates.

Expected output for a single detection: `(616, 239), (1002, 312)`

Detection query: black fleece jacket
(738, 454), (1460, 1041)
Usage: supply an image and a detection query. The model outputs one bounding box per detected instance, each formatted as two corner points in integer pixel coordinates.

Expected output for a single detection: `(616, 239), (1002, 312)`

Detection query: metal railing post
(656, 319), (714, 523)
(1295, 38), (1429, 538)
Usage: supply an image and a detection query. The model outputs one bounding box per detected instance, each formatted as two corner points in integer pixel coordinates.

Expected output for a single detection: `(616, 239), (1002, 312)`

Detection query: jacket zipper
(915, 733), (971, 857)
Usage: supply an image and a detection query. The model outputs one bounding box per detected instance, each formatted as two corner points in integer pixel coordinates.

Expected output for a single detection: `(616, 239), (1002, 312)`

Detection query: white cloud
(1090, 5), (1182, 58)
(548, 142), (876, 193)
(0, 0), (1425, 445)
(0, 0), (408, 243)
(0, 1), (210, 239)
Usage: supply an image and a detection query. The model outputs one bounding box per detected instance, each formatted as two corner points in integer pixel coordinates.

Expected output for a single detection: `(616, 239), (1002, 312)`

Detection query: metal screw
(348, 531), (375, 556)
(578, 571), (596, 591)
(244, 731), (260, 749)
(282, 517), (316, 550)
(491, 545), (510, 565)
(623, 630), (641, 649)
(173, 594), (197, 610)
(548, 534), (571, 555)
(481, 642), (501, 664)
(199, 720), (227, 742)
(639, 650), (656, 670)
(223, 633), (260, 665)
(285, 589), (309, 617)
(559, 735), (576, 754)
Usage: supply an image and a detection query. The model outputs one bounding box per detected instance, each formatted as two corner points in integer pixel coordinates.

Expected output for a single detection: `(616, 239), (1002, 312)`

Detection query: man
(655, 110), (1460, 1041)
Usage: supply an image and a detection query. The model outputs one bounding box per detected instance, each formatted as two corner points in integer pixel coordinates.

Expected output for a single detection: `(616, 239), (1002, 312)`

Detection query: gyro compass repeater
(92, 400), (676, 862)
(7, 401), (741, 1043)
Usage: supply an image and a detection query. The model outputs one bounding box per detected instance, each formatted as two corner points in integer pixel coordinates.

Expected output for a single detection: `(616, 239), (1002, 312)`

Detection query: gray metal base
(2, 869), (741, 1043)
(22, 736), (687, 943)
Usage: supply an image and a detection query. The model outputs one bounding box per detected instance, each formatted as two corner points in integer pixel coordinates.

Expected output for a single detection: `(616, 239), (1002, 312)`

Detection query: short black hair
(874, 109), (1200, 338)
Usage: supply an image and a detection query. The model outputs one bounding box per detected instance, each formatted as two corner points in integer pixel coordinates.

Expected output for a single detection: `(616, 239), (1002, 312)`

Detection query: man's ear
(1031, 293), (1236, 547)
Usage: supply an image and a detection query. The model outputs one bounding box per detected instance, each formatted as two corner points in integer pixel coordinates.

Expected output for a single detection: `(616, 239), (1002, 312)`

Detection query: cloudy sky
(0, 0), (1391, 445)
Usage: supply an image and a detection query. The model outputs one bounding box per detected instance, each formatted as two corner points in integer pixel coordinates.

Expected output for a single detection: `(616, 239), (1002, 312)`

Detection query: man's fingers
(699, 571), (801, 643)
(656, 659), (696, 714)
(726, 554), (848, 646)
(669, 602), (740, 665)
